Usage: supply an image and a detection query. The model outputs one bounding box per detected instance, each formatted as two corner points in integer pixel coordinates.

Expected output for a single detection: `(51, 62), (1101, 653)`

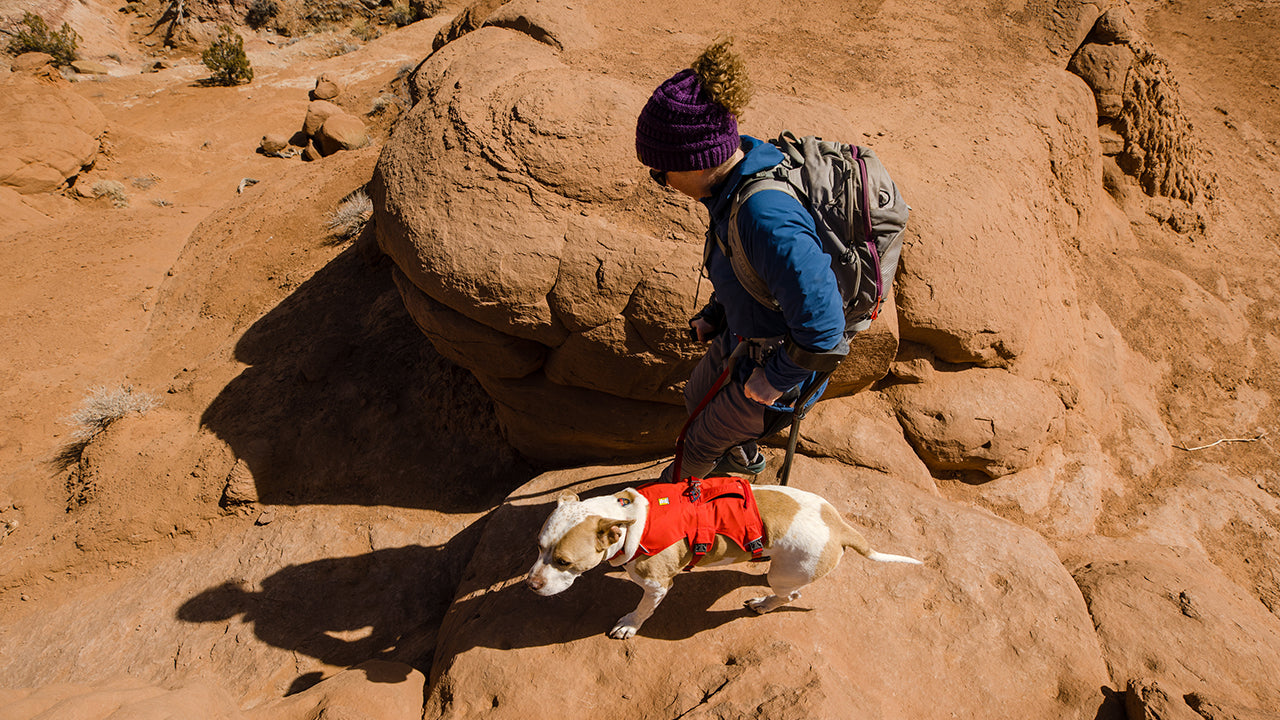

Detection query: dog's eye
(552, 556), (572, 568)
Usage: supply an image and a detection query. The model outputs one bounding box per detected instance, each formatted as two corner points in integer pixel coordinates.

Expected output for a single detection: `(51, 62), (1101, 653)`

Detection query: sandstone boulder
(302, 99), (342, 137)
(0, 75), (106, 194)
(797, 390), (937, 494)
(373, 22), (903, 461)
(310, 71), (341, 100)
(10, 52), (54, 73)
(424, 456), (1110, 718)
(317, 113), (368, 155)
(884, 367), (1066, 478)
(71, 60), (111, 76)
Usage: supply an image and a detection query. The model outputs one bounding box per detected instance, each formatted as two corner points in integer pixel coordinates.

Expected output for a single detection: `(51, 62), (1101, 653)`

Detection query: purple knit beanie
(636, 68), (740, 172)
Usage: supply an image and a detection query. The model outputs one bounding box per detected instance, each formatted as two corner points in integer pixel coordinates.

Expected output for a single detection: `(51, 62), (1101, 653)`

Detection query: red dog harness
(632, 477), (766, 569)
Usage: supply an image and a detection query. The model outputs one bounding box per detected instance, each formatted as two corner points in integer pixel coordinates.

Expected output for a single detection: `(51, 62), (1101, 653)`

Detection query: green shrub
(201, 26), (254, 86)
(245, 0), (279, 30)
(7, 12), (78, 66)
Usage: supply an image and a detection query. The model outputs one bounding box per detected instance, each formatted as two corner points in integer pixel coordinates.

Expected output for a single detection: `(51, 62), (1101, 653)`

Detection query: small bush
(411, 0), (445, 19)
(65, 385), (160, 443)
(387, 0), (443, 27)
(350, 19), (380, 41)
(245, 0), (279, 29)
(327, 189), (373, 240)
(92, 180), (129, 208)
(201, 26), (254, 86)
(323, 38), (360, 57)
(369, 93), (403, 115)
(7, 12), (78, 66)
(386, 2), (416, 27)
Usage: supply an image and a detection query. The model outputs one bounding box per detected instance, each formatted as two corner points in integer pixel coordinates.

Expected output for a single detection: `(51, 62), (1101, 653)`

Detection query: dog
(525, 482), (922, 639)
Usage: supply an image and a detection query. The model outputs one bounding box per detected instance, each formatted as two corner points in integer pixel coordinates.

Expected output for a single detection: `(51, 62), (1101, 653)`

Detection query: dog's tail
(841, 524), (923, 565)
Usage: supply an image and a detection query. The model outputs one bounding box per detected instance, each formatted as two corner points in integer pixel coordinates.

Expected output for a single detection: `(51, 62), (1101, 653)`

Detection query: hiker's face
(661, 169), (713, 199)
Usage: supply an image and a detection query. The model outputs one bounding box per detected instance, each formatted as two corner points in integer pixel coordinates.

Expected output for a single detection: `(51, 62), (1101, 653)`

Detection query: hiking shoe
(712, 450), (767, 477)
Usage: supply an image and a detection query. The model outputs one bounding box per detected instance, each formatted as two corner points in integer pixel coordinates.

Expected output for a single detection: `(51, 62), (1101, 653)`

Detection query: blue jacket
(701, 136), (845, 392)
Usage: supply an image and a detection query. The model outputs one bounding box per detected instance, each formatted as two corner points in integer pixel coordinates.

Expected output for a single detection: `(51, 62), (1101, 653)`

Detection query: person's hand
(744, 367), (784, 406)
(689, 316), (716, 342)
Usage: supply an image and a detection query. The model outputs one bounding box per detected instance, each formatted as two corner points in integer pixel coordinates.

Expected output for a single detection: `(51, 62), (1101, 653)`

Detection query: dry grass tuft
(327, 189), (373, 241)
(92, 180), (129, 208)
(65, 385), (160, 443)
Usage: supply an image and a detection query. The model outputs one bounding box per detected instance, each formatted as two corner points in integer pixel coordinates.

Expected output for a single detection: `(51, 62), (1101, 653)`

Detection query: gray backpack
(711, 131), (910, 357)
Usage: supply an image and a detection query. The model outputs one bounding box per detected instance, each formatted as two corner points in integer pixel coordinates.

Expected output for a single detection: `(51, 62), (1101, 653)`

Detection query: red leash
(671, 340), (748, 483)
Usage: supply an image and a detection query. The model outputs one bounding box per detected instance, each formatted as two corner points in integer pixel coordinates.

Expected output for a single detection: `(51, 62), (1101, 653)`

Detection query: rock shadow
(200, 240), (533, 512)
(177, 519), (487, 683)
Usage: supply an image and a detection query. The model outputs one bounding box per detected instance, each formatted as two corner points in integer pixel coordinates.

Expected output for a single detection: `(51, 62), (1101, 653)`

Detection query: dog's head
(525, 492), (636, 596)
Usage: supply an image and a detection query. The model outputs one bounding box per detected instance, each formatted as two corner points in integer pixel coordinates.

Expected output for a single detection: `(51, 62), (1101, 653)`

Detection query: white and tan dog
(525, 483), (922, 639)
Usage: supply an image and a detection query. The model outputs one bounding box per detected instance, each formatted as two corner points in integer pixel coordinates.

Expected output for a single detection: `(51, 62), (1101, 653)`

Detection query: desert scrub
(92, 179), (129, 208)
(245, 0), (279, 29)
(6, 11), (78, 66)
(66, 385), (160, 443)
(201, 26), (254, 86)
(369, 93), (403, 115)
(350, 19), (380, 41)
(327, 189), (373, 240)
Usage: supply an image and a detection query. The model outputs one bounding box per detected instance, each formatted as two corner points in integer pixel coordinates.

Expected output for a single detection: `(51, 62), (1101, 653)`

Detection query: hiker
(638, 39), (848, 483)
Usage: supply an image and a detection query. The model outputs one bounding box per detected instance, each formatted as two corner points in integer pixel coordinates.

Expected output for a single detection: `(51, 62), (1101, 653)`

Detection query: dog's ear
(595, 517), (635, 550)
(557, 493), (579, 506)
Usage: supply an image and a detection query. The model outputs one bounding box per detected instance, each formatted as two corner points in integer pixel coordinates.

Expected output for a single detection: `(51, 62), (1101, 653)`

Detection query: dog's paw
(608, 614), (641, 639)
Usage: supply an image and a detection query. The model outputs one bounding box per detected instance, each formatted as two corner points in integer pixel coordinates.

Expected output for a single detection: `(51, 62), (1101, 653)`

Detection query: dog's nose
(525, 574), (544, 591)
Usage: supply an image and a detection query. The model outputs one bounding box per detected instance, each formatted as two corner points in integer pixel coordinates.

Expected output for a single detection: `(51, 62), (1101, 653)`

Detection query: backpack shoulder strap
(718, 172), (797, 311)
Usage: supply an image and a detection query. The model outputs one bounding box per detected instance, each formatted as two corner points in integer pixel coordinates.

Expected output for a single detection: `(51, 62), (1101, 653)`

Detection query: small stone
(71, 60), (111, 75)
(260, 134), (291, 157)
(12, 52), (54, 72)
(311, 71), (341, 100)
(255, 509), (275, 526)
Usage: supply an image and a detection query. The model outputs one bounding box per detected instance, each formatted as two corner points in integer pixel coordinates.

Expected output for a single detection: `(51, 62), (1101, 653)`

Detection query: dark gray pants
(660, 334), (769, 482)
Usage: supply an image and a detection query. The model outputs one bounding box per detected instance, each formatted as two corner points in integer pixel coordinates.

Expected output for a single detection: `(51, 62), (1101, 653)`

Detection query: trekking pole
(775, 372), (831, 487)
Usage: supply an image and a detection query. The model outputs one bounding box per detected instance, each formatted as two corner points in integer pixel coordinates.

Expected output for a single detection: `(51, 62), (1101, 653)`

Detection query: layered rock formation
(371, 0), (1171, 482)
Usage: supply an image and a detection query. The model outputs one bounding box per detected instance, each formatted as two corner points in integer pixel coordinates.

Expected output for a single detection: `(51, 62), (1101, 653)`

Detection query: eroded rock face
(373, 0), (1169, 482)
(1064, 538), (1280, 713)
(0, 75), (106, 195)
(0, 661), (425, 720)
(424, 458), (1110, 718)
(1068, 8), (1215, 204)
(373, 26), (716, 461)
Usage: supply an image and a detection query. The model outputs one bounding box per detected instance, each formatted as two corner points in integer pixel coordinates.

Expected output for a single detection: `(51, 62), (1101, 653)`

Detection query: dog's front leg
(609, 567), (671, 639)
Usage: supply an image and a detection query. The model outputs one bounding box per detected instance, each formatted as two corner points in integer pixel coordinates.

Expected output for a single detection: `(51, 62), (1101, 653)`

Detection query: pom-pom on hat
(636, 69), (739, 172)
(636, 38), (752, 172)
